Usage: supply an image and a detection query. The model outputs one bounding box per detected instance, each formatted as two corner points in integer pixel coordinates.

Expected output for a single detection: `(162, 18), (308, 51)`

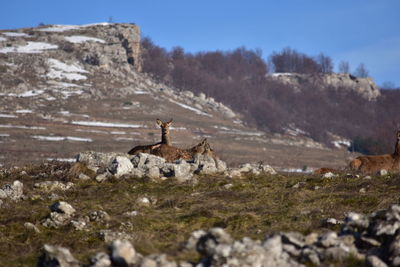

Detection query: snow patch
(0, 37), (6, 42)
(2, 32), (29, 37)
(0, 134), (10, 137)
(0, 114), (17, 118)
(0, 42), (58, 53)
(169, 99), (211, 117)
(37, 23), (110, 32)
(0, 89), (45, 98)
(47, 157), (76, 163)
(70, 121), (146, 128)
(47, 58), (88, 81)
(0, 124), (46, 130)
(64, 35), (105, 44)
(16, 109), (33, 113)
(32, 135), (92, 142)
(37, 25), (80, 32)
(332, 139), (351, 149)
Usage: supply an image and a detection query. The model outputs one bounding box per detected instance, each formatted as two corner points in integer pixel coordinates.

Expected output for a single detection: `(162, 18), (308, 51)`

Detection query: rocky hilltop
(270, 73), (381, 100)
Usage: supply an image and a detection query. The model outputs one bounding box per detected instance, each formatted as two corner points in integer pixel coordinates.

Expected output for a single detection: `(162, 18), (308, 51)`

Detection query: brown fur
(349, 130), (400, 174)
(128, 119), (173, 155)
(150, 139), (208, 162)
(313, 167), (338, 175)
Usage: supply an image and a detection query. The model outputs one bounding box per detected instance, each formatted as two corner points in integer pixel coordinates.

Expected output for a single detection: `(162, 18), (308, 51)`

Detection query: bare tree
(338, 61), (350, 74)
(316, 53), (333, 74)
(269, 47), (319, 74)
(354, 63), (369, 78)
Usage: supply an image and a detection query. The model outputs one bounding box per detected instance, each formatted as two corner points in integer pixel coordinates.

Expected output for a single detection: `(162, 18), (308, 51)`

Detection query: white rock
(110, 239), (137, 266)
(323, 172), (335, 178)
(109, 156), (133, 177)
(50, 201), (76, 216)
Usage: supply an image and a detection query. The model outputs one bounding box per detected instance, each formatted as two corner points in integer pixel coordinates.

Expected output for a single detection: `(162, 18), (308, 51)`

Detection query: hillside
(140, 38), (400, 155)
(0, 23), (352, 170)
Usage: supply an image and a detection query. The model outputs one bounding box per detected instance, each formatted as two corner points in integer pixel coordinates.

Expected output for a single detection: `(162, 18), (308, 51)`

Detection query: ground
(0, 161), (398, 266)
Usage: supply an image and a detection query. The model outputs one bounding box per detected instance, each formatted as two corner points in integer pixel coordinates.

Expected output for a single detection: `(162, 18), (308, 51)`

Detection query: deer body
(150, 139), (208, 162)
(350, 131), (400, 174)
(128, 119), (172, 155)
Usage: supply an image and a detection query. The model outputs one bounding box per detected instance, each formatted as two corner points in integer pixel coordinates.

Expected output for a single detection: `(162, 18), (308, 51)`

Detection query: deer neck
(394, 138), (400, 157)
(161, 128), (171, 145)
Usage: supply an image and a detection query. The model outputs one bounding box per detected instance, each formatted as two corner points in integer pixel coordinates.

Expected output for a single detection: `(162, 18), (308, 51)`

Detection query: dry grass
(1, 162), (400, 265)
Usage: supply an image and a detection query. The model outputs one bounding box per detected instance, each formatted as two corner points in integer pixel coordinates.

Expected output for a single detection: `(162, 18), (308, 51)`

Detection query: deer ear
(156, 119), (162, 126)
(168, 118), (173, 124)
(201, 138), (207, 144)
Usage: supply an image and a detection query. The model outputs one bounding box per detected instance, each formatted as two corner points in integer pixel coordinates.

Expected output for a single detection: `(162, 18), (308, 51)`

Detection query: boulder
(110, 239), (137, 266)
(109, 156), (134, 178)
(38, 244), (80, 267)
(0, 180), (24, 201)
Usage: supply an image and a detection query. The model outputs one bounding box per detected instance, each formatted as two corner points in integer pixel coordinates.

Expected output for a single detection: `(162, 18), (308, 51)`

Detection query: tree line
(140, 37), (400, 154)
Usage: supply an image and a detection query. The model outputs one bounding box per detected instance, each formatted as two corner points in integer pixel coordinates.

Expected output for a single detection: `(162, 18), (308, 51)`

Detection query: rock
(50, 201), (76, 216)
(140, 254), (177, 267)
(379, 169), (388, 176)
(323, 172), (335, 178)
(77, 151), (126, 172)
(78, 173), (91, 180)
(90, 252), (111, 267)
(110, 239), (137, 266)
(96, 173), (109, 183)
(71, 218), (87, 231)
(89, 210), (110, 222)
(122, 211), (138, 218)
(109, 156), (134, 177)
(38, 244), (80, 267)
(366, 255), (388, 267)
(136, 197), (151, 207)
(147, 166), (160, 180)
(34, 181), (74, 192)
(24, 222), (41, 233)
(0, 180), (24, 201)
(99, 230), (134, 242)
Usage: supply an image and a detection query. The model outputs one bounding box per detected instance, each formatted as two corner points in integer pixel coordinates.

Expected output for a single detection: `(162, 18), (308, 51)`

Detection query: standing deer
(349, 130), (400, 174)
(150, 138), (209, 162)
(128, 119), (173, 155)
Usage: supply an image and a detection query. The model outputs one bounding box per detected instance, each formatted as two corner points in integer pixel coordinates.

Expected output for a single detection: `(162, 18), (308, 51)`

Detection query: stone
(50, 201), (76, 216)
(96, 173), (109, 183)
(90, 252), (111, 267)
(99, 230), (134, 243)
(1, 180), (24, 201)
(110, 239), (137, 266)
(366, 255), (388, 267)
(78, 173), (91, 180)
(379, 169), (388, 176)
(323, 172), (335, 178)
(34, 181), (74, 192)
(140, 254), (177, 267)
(89, 210), (110, 222)
(109, 156), (134, 177)
(147, 166), (160, 179)
(24, 222), (41, 233)
(38, 244), (80, 267)
(136, 197), (151, 207)
(123, 211), (138, 218)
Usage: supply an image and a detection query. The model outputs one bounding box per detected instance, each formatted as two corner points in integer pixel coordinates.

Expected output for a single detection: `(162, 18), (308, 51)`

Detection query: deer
(128, 119), (173, 155)
(150, 138), (209, 162)
(349, 130), (400, 174)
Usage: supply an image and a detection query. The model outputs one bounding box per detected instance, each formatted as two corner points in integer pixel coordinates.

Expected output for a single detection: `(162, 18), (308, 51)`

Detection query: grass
(1, 162), (400, 266)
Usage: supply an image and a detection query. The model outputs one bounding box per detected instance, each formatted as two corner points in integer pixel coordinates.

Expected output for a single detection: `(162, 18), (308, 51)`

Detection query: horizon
(1, 0), (399, 88)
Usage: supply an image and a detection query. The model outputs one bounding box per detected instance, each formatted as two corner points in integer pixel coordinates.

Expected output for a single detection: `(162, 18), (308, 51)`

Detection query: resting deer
(128, 119), (173, 155)
(349, 130), (400, 174)
(150, 138), (209, 162)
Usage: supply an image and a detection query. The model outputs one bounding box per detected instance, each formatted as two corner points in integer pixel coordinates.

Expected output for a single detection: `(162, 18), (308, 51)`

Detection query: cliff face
(270, 73), (381, 100)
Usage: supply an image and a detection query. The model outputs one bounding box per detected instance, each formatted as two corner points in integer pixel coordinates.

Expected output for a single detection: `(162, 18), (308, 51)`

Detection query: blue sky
(1, 0), (399, 87)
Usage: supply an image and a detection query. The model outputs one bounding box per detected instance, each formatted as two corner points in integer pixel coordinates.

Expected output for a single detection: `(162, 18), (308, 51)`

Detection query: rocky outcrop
(76, 151), (276, 182)
(270, 73), (380, 100)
